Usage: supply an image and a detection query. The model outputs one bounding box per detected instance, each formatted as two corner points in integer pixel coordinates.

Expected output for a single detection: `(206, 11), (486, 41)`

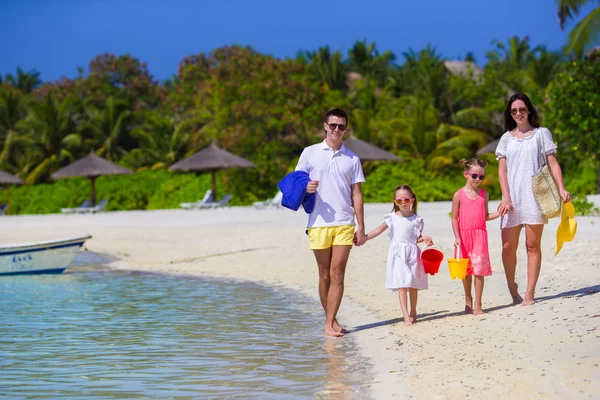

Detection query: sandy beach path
(1, 200), (598, 399)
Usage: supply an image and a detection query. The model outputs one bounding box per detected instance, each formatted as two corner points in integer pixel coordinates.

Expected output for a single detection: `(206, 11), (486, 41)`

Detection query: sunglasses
(467, 173), (485, 180)
(394, 197), (412, 205)
(510, 107), (528, 116)
(325, 122), (347, 132)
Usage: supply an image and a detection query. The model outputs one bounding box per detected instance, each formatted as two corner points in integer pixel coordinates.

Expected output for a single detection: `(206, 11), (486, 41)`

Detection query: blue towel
(277, 171), (316, 214)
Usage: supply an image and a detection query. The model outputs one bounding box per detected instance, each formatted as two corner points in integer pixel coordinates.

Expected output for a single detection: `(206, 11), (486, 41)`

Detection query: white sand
(1, 198), (599, 399)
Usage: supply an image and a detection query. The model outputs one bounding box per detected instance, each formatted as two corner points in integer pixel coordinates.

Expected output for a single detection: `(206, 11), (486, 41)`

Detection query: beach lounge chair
(195, 193), (232, 210)
(74, 199), (108, 214)
(61, 200), (92, 214)
(180, 190), (214, 209)
(253, 191), (283, 209)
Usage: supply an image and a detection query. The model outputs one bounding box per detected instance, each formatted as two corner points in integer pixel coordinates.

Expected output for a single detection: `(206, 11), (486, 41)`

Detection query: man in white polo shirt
(295, 108), (366, 337)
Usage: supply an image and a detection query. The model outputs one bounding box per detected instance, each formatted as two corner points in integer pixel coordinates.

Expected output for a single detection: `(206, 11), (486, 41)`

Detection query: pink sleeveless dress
(457, 188), (492, 276)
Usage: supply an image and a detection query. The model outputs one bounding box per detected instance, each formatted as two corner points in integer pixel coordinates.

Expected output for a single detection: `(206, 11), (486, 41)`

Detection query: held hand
(497, 199), (514, 216)
(560, 189), (571, 203)
(454, 239), (460, 248)
(354, 230), (367, 246)
(422, 236), (433, 246)
(306, 180), (319, 194)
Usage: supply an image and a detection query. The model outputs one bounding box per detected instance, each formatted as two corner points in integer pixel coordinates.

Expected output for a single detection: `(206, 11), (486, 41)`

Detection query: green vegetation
(1, 27), (599, 215)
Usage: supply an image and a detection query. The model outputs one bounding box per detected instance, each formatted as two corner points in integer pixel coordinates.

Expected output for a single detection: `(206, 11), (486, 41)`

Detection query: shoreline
(1, 200), (599, 399)
(105, 245), (411, 398)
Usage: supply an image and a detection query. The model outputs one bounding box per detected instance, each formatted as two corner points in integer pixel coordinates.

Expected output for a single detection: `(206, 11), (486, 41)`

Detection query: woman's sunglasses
(325, 122), (347, 132)
(468, 173), (485, 180)
(394, 198), (412, 205)
(510, 107), (528, 116)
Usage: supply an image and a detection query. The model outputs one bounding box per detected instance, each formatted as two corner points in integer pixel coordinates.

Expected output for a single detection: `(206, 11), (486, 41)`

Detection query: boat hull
(0, 235), (92, 276)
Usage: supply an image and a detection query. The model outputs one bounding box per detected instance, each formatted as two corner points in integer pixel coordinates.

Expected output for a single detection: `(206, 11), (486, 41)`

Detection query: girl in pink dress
(451, 159), (499, 315)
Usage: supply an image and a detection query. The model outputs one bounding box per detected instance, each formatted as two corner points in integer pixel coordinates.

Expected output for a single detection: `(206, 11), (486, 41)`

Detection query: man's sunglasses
(468, 173), (485, 180)
(394, 198), (412, 205)
(325, 122), (347, 132)
(510, 107), (528, 116)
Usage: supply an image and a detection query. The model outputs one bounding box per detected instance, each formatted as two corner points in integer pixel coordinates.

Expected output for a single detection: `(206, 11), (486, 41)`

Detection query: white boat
(0, 234), (92, 276)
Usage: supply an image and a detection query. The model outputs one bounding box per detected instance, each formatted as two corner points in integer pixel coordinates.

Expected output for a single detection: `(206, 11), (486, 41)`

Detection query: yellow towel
(555, 201), (577, 256)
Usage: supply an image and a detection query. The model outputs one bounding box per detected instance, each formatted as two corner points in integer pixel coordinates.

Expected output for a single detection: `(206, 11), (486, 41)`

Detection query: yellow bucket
(448, 246), (469, 280)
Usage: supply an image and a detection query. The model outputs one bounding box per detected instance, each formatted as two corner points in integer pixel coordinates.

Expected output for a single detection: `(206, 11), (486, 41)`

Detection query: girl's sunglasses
(510, 107), (528, 116)
(468, 173), (485, 180)
(394, 198), (412, 205)
(325, 122), (347, 132)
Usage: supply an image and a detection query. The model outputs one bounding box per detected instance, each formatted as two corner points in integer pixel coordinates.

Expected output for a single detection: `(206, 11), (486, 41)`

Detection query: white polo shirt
(295, 140), (365, 228)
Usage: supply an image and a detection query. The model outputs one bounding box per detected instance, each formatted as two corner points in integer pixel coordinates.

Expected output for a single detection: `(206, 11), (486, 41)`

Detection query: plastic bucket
(448, 246), (469, 280)
(421, 245), (444, 275)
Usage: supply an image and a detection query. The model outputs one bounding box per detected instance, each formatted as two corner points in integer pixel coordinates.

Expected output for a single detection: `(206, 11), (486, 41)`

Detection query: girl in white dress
(365, 185), (433, 326)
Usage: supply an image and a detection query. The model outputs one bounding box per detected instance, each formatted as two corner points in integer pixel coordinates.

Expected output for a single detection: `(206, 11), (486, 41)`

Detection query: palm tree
(297, 46), (347, 91)
(400, 45), (450, 118)
(558, 0), (600, 58)
(347, 40), (396, 85)
(486, 36), (532, 69)
(428, 124), (491, 170)
(3, 67), (42, 93)
(0, 88), (34, 174)
(21, 94), (82, 184)
(82, 97), (133, 161)
(125, 111), (193, 170)
(528, 46), (564, 89)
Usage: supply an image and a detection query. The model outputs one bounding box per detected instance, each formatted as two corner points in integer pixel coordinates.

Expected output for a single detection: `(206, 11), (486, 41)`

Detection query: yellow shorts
(307, 225), (355, 250)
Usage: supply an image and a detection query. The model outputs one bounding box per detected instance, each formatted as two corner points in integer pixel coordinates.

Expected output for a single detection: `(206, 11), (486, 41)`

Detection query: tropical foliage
(0, 35), (598, 214)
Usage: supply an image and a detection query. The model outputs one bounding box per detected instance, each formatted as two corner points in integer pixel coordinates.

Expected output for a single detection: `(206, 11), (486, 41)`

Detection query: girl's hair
(392, 184), (418, 214)
(459, 158), (488, 170)
(503, 92), (540, 132)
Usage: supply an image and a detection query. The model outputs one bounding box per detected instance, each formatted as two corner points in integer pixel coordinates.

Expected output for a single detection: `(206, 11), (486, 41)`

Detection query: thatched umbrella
(169, 142), (256, 201)
(476, 139), (500, 156)
(343, 136), (402, 162)
(51, 151), (133, 206)
(0, 170), (24, 215)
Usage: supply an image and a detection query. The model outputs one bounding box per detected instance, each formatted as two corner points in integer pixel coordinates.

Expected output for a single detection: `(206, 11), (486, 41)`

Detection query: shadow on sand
(348, 284), (600, 333)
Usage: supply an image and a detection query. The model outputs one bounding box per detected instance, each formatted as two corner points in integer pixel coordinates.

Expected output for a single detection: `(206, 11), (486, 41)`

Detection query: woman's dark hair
(503, 92), (540, 132)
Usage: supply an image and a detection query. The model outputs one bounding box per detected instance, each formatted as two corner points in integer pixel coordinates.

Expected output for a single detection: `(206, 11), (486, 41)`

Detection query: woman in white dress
(365, 185), (433, 325)
(495, 93), (571, 306)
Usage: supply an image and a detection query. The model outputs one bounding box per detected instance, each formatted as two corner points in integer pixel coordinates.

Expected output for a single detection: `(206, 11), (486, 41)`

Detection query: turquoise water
(0, 264), (369, 398)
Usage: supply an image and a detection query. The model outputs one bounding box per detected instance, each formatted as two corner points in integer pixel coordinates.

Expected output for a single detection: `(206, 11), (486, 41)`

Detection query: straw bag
(532, 130), (561, 219)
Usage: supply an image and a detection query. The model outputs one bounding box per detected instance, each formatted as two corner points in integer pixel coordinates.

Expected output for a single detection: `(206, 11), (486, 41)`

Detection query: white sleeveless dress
(384, 213), (428, 291)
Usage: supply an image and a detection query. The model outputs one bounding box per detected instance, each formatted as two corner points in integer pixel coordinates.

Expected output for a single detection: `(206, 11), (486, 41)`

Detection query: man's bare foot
(465, 305), (473, 314)
(403, 319), (413, 326)
(521, 298), (535, 306)
(324, 325), (344, 337)
(473, 308), (484, 315)
(333, 319), (349, 334)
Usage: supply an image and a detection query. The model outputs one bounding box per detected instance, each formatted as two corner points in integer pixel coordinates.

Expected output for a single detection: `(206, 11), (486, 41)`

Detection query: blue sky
(1, 0), (596, 82)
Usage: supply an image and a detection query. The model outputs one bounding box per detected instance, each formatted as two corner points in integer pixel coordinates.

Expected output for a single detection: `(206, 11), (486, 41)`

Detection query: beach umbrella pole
(7, 185), (11, 215)
(211, 170), (217, 201)
(90, 176), (97, 207)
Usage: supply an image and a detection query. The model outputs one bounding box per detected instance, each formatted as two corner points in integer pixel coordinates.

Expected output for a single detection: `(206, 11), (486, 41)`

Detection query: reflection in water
(0, 268), (369, 398)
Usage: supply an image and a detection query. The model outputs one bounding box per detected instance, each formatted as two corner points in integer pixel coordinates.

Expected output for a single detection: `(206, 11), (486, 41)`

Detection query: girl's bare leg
(523, 224), (544, 306)
(474, 276), (485, 315)
(462, 275), (473, 314)
(501, 225), (524, 304)
(398, 289), (412, 326)
(409, 288), (418, 323)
